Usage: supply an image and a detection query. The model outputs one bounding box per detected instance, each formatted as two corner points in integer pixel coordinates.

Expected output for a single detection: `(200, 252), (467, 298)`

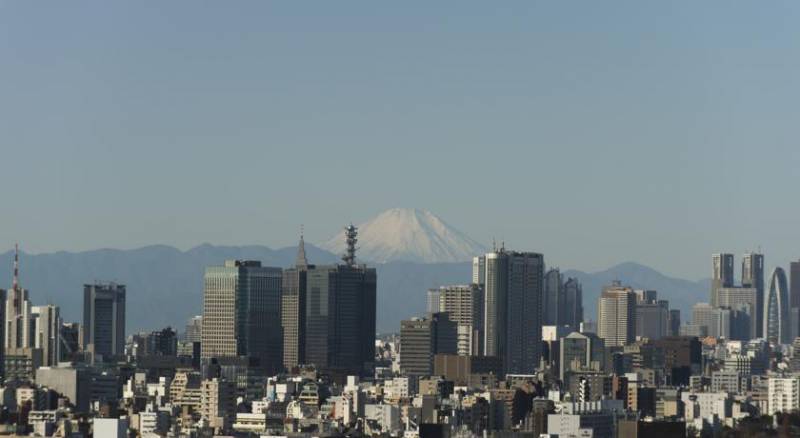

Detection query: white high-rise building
(4, 245), (33, 350)
(31, 305), (61, 366)
(768, 377), (800, 415)
(597, 282), (636, 347)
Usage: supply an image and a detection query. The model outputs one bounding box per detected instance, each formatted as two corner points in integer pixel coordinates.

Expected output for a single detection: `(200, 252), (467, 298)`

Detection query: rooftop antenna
(342, 224), (358, 267)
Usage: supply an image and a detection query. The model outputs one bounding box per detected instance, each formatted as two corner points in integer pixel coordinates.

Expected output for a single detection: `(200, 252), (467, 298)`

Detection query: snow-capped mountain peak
(320, 208), (486, 264)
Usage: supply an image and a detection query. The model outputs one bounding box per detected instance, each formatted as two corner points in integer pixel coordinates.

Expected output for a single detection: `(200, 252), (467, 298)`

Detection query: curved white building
(764, 267), (790, 344)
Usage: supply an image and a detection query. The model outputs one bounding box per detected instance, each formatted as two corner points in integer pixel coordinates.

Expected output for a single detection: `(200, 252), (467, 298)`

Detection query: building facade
(597, 282), (636, 347)
(83, 283), (126, 361)
(482, 249), (544, 374)
(201, 261), (283, 373)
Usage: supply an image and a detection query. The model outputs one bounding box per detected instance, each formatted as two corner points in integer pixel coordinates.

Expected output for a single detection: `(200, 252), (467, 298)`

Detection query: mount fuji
(320, 208), (487, 264)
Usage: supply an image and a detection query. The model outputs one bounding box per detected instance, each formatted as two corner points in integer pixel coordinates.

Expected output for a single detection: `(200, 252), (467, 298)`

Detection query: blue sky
(1, 2), (799, 279)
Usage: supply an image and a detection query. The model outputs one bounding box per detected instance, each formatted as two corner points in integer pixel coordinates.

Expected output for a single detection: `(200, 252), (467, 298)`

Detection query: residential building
(436, 284), (484, 355)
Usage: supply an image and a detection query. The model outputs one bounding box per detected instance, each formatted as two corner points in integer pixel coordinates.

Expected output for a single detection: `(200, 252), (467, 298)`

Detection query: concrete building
(716, 287), (758, 339)
(597, 282), (636, 347)
(768, 376), (800, 415)
(201, 378), (236, 433)
(481, 248), (544, 374)
(82, 283), (126, 361)
(635, 292), (669, 340)
(399, 313), (457, 376)
(31, 305), (60, 367)
(546, 400), (624, 438)
(436, 284), (484, 355)
(201, 260), (282, 372)
(94, 418), (129, 438)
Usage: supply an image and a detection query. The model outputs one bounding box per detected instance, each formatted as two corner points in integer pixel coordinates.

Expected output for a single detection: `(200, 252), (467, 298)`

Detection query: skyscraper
(543, 269), (562, 326)
(561, 277), (584, 329)
(711, 253), (734, 307)
(634, 292), (669, 341)
(597, 282), (636, 347)
(32, 305), (61, 367)
(482, 248), (544, 374)
(742, 253), (765, 338)
(436, 284), (484, 355)
(4, 245), (32, 350)
(399, 313), (457, 376)
(472, 256), (486, 285)
(83, 283), (126, 361)
(304, 225), (377, 379)
(201, 260), (283, 372)
(716, 287), (757, 339)
(282, 234), (308, 371)
(764, 267), (790, 345)
(185, 315), (203, 343)
(790, 260), (800, 336)
(0, 289), (5, 379)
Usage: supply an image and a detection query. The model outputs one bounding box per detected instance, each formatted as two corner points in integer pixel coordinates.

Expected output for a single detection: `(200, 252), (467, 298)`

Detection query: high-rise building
(282, 234), (308, 371)
(716, 287), (757, 339)
(791, 260), (800, 338)
(0, 288), (5, 379)
(742, 253), (765, 337)
(304, 225), (377, 379)
(597, 282), (636, 347)
(559, 331), (605, 381)
(562, 277), (584, 329)
(791, 260), (800, 309)
(4, 245), (33, 351)
(472, 256), (486, 285)
(764, 267), (790, 344)
(426, 289), (441, 314)
(543, 269), (562, 326)
(82, 283), (126, 361)
(711, 253), (734, 307)
(692, 302), (716, 337)
(185, 315), (202, 343)
(482, 248), (544, 374)
(635, 292), (669, 341)
(399, 313), (457, 376)
(201, 260), (282, 372)
(436, 284), (484, 355)
(31, 305), (60, 366)
(668, 309), (681, 337)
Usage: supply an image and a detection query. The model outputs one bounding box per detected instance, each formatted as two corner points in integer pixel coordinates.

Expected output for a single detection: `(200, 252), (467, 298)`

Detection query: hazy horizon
(3, 2), (800, 280)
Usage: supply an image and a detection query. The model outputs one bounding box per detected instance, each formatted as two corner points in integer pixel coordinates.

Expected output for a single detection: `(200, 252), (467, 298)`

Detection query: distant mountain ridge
(0, 246), (706, 335)
(321, 208), (487, 263)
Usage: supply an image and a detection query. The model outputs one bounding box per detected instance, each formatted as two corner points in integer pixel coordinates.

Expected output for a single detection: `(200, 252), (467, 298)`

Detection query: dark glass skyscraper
(83, 283), (126, 361)
(301, 225), (377, 380)
(482, 248), (544, 375)
(304, 263), (377, 379)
